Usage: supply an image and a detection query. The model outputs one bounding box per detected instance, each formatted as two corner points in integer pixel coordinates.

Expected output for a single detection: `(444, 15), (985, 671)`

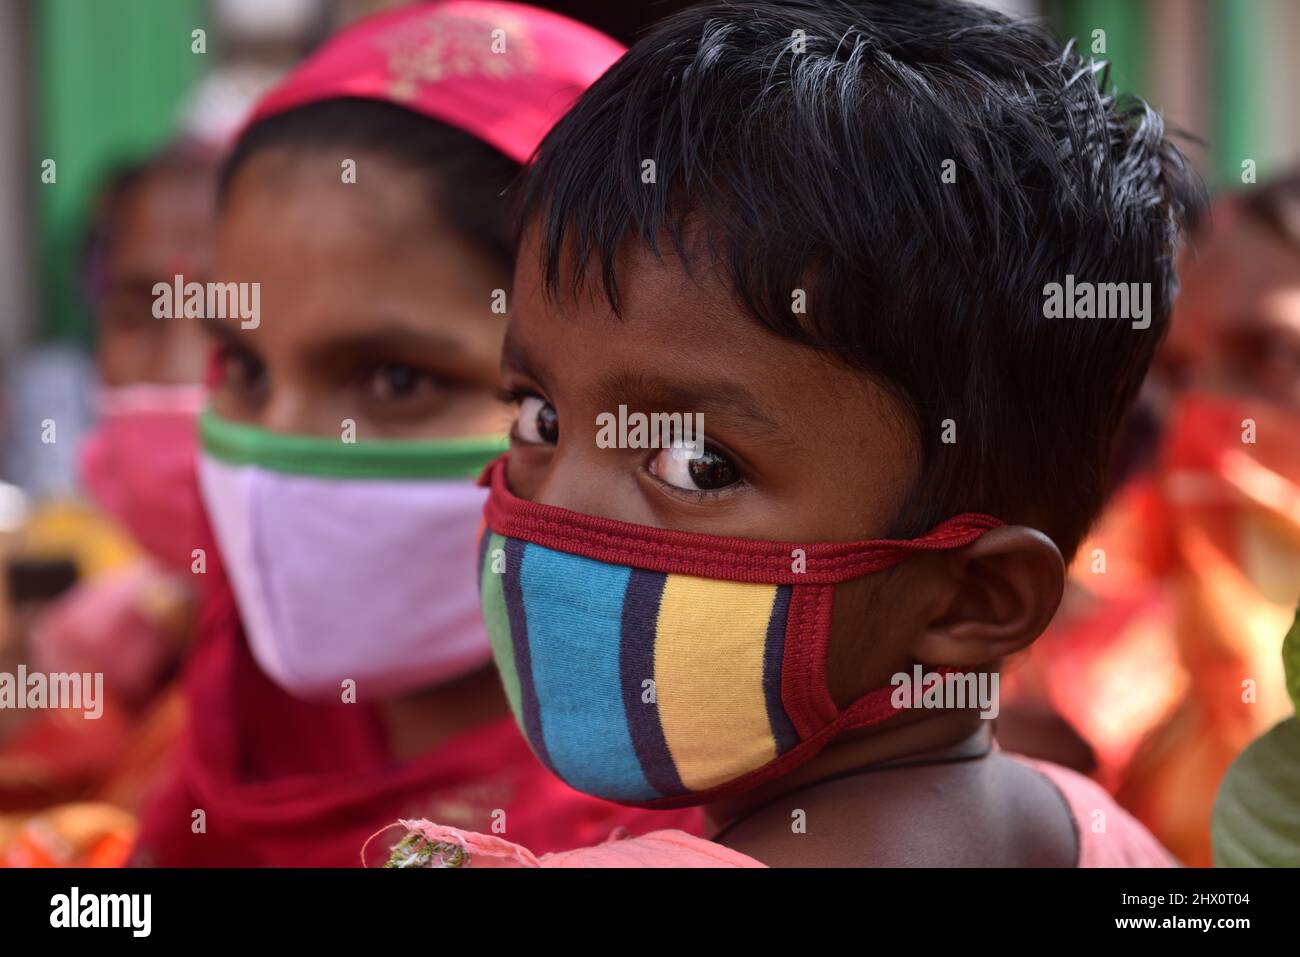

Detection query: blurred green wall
(1049, 0), (1282, 188)
(1209, 0), (1269, 187)
(1049, 0), (1148, 97)
(33, 0), (209, 342)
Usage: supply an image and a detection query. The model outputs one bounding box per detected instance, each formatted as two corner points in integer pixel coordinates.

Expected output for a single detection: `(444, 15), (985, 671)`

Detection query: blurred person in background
(1003, 168), (1300, 865)
(1161, 170), (1300, 409)
(0, 141), (221, 866)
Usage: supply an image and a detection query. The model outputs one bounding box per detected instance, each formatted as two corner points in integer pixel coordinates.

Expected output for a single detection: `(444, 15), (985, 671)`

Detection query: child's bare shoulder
(722, 754), (1079, 867)
(869, 753), (1080, 866)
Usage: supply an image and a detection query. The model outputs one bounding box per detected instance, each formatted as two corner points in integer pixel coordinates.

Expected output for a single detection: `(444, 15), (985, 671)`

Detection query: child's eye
(365, 362), (441, 402)
(514, 395), (559, 445)
(648, 445), (741, 492)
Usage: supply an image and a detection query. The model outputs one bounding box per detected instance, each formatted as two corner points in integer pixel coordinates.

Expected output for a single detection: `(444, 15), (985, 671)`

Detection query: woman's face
(1164, 207), (1300, 410)
(98, 166), (215, 387)
(211, 146), (511, 440)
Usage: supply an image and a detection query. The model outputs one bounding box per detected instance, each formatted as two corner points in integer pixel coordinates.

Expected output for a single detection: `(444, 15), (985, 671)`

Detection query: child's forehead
(508, 227), (911, 444)
(512, 267), (750, 419)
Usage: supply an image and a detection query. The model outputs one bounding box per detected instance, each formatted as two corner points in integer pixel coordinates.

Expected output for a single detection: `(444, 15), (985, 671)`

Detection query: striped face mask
(476, 456), (1002, 808)
(198, 411), (507, 701)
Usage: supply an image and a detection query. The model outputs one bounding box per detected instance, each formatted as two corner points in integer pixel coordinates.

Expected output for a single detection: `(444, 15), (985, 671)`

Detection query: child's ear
(911, 527), (1065, 666)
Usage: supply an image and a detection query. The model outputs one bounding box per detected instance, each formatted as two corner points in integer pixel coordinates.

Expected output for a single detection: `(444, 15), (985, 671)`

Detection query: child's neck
(706, 712), (992, 832)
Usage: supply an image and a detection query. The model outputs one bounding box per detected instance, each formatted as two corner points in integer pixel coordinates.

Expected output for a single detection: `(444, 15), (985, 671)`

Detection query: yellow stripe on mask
(653, 575), (780, 792)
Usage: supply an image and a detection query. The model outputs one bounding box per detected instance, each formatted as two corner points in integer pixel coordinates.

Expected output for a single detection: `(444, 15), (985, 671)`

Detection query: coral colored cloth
(1014, 756), (1178, 867)
(132, 517), (698, 867)
(391, 821), (765, 868)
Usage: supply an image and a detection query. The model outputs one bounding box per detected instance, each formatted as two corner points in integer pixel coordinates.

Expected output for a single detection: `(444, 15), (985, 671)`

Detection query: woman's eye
(219, 347), (265, 395)
(367, 362), (439, 402)
(649, 445), (741, 492)
(514, 395), (559, 445)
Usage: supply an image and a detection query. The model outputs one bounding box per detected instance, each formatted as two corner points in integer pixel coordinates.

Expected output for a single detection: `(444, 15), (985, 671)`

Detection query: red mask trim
(479, 455), (1003, 585)
(783, 584), (838, 736)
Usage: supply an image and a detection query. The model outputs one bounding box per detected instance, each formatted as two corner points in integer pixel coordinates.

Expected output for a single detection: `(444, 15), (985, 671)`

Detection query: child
(394, 0), (1201, 867)
(132, 1), (699, 866)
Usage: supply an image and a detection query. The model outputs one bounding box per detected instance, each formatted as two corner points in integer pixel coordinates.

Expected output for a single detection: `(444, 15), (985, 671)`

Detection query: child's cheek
(503, 444), (551, 503)
(824, 567), (922, 706)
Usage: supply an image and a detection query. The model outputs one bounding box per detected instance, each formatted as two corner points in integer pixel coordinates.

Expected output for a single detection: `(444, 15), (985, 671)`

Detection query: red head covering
(245, 0), (626, 163)
(133, 5), (697, 866)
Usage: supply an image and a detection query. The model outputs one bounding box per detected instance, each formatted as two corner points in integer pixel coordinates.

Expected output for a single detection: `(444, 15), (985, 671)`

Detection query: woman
(133, 0), (698, 866)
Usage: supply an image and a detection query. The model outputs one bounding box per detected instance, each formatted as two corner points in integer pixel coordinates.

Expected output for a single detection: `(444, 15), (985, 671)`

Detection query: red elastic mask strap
(838, 682), (904, 732)
(835, 666), (961, 733)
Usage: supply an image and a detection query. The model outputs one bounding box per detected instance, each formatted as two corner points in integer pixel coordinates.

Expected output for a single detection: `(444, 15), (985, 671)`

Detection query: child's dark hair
(221, 98), (520, 274)
(520, 0), (1204, 558)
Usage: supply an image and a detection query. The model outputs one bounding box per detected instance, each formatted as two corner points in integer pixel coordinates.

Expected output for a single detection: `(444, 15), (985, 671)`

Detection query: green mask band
(199, 409), (508, 481)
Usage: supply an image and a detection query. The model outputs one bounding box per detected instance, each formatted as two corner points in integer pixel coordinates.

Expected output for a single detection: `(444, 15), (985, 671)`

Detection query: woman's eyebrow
(305, 324), (467, 359)
(592, 370), (781, 439)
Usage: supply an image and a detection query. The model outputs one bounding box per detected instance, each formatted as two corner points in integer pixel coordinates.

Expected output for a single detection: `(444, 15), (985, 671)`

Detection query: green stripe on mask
(199, 409), (508, 480)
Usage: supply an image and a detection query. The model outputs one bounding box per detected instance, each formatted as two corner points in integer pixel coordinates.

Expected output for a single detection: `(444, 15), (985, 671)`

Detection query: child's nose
(528, 448), (638, 525)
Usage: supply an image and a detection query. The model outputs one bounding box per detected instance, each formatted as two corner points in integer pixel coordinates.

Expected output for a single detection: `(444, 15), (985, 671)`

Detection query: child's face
(503, 228), (954, 703)
(211, 149), (511, 440)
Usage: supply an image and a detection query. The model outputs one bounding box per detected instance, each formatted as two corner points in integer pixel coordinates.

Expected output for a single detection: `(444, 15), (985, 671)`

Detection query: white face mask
(196, 410), (508, 702)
